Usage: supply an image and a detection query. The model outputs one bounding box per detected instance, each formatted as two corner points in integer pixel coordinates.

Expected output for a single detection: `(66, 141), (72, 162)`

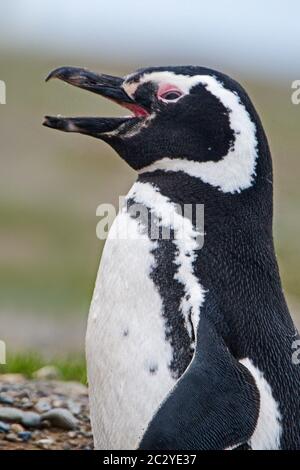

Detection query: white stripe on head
(124, 71), (204, 97)
(125, 72), (258, 194)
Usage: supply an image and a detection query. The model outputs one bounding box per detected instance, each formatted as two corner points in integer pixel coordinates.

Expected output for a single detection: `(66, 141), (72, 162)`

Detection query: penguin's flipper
(139, 316), (260, 450)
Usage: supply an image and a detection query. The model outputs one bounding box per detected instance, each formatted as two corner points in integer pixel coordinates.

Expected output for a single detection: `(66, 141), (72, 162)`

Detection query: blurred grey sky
(0, 0), (299, 80)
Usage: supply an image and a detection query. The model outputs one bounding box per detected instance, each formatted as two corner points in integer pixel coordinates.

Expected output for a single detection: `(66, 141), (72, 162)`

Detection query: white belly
(86, 210), (176, 450)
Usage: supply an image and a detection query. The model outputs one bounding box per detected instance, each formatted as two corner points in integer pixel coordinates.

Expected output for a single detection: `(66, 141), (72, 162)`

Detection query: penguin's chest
(86, 211), (188, 449)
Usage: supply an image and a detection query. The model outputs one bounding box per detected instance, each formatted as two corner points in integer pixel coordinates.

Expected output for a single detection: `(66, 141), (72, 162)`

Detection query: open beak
(43, 66), (149, 138)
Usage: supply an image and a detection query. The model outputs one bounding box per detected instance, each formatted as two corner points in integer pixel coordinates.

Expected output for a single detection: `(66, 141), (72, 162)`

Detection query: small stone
(52, 399), (64, 408)
(5, 432), (19, 443)
(0, 421), (10, 433)
(0, 394), (14, 405)
(11, 423), (24, 434)
(35, 399), (51, 413)
(21, 411), (41, 428)
(33, 366), (60, 380)
(18, 431), (32, 442)
(36, 437), (54, 449)
(0, 407), (24, 423)
(69, 439), (78, 446)
(67, 431), (77, 438)
(67, 399), (81, 415)
(41, 408), (78, 430)
(20, 398), (33, 409)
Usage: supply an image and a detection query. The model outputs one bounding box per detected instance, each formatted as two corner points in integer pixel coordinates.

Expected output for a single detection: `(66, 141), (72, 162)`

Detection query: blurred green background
(0, 1), (299, 370)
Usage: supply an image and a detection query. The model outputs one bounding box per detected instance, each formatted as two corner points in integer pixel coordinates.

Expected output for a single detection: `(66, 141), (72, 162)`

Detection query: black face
(43, 65), (265, 171)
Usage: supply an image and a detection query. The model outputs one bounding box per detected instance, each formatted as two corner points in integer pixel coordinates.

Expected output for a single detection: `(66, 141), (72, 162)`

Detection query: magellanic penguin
(44, 65), (300, 450)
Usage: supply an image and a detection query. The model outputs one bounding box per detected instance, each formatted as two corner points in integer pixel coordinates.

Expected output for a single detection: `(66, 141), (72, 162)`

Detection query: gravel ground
(0, 373), (93, 450)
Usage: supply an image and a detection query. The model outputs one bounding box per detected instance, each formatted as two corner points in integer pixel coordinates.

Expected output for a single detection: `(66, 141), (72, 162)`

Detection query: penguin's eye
(160, 90), (182, 101)
(157, 84), (183, 102)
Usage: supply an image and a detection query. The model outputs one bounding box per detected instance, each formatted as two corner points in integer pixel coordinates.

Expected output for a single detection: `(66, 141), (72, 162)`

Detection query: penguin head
(44, 65), (271, 194)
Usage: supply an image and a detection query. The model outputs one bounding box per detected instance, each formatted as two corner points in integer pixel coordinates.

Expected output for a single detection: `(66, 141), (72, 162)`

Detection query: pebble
(0, 393), (14, 405)
(11, 423), (24, 434)
(33, 366), (60, 381)
(0, 378), (91, 450)
(20, 398), (34, 409)
(0, 407), (24, 423)
(35, 399), (51, 413)
(21, 411), (41, 428)
(0, 421), (10, 433)
(5, 432), (19, 443)
(67, 399), (81, 415)
(41, 408), (78, 430)
(69, 439), (78, 446)
(52, 399), (64, 408)
(18, 431), (32, 442)
(36, 438), (54, 449)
